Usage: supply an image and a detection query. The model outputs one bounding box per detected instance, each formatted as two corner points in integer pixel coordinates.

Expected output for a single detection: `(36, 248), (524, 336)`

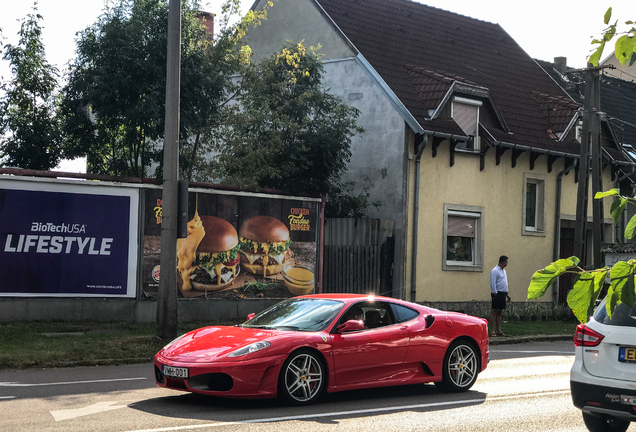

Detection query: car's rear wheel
(278, 349), (325, 405)
(434, 339), (479, 392)
(582, 412), (630, 432)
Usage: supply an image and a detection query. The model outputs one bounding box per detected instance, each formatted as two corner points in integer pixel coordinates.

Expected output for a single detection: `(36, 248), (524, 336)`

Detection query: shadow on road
(128, 383), (487, 424)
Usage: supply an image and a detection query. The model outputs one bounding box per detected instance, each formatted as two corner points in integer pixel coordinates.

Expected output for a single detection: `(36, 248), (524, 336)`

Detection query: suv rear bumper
(571, 380), (636, 421)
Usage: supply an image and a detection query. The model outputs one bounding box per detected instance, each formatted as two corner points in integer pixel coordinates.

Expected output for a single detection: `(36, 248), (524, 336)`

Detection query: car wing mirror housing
(246, 313), (256, 321)
(336, 320), (365, 333)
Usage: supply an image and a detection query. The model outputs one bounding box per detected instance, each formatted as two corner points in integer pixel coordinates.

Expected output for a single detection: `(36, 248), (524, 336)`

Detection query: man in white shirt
(489, 255), (511, 336)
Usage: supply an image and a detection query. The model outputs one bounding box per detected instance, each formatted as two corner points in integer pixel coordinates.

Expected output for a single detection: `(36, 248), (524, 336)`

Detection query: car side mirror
(246, 313), (255, 321)
(336, 320), (365, 333)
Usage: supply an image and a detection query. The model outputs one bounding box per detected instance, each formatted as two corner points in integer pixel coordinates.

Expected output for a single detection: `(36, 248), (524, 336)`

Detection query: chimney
(197, 11), (214, 36)
(554, 57), (567, 73)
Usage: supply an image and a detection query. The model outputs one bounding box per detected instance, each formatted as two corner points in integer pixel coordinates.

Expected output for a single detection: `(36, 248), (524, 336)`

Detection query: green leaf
(604, 7), (612, 25)
(567, 270), (608, 323)
(607, 260), (636, 318)
(625, 215), (636, 239)
(527, 257), (579, 300)
(610, 197), (628, 223)
(589, 40), (606, 66)
(595, 188), (620, 199)
(615, 35), (636, 66)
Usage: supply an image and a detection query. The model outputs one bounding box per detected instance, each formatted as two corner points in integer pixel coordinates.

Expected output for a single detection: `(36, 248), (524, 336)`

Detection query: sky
(0, 0), (633, 170)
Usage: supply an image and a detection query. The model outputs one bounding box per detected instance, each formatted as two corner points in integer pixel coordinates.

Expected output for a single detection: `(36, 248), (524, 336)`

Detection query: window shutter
(447, 216), (475, 238)
(453, 102), (478, 136)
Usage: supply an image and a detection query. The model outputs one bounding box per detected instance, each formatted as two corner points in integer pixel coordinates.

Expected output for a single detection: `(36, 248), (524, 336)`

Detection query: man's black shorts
(491, 291), (507, 310)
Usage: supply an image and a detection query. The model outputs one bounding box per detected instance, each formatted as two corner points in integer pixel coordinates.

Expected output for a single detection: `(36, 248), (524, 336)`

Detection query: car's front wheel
(582, 412), (630, 432)
(278, 349), (325, 405)
(434, 339), (479, 392)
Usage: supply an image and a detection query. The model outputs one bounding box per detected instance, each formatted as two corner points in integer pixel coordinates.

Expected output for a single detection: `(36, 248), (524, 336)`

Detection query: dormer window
(452, 96), (481, 150)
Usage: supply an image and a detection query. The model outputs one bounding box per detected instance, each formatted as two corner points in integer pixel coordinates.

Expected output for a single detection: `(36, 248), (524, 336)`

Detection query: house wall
(245, 0), (411, 298)
(414, 141), (615, 303)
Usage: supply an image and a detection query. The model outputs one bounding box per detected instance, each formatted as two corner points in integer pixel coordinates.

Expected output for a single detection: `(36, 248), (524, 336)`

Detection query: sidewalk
(489, 334), (573, 345)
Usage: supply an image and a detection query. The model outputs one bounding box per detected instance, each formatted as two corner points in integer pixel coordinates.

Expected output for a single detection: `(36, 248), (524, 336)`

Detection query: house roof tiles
(317, 0), (583, 154)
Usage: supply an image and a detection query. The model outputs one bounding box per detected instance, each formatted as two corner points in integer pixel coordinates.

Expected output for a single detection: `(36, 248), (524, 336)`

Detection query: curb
(489, 334), (573, 345)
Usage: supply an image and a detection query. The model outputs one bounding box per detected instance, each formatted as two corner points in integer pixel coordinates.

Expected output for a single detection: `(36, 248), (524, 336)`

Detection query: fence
(322, 218), (394, 295)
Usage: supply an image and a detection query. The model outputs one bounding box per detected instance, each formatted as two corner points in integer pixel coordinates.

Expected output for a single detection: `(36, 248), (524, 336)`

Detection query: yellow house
(244, 0), (635, 306)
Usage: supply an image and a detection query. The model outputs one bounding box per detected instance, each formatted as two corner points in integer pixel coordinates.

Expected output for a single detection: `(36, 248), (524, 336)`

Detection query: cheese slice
(268, 251), (285, 265)
(241, 250), (264, 264)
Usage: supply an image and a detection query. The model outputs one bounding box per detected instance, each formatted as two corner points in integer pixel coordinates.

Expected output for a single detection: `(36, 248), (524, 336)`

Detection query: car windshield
(593, 298), (636, 327)
(240, 298), (344, 332)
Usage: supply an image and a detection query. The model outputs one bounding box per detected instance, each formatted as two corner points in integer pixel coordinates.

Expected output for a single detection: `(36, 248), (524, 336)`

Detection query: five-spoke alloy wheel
(279, 349), (325, 405)
(435, 339), (479, 392)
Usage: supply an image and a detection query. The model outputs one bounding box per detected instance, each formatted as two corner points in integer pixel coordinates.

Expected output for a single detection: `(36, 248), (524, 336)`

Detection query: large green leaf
(528, 257), (579, 300)
(610, 198), (628, 224)
(625, 215), (636, 239)
(615, 35), (636, 65)
(567, 270), (608, 323)
(595, 188), (620, 199)
(607, 260), (636, 318)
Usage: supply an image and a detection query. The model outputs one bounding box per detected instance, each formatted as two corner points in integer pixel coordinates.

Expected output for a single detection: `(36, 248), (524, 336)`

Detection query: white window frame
(523, 173), (546, 236)
(443, 204), (484, 272)
(451, 97), (481, 151)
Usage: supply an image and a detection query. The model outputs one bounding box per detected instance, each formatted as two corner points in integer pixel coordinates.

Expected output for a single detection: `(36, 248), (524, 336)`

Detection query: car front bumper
(154, 353), (287, 399)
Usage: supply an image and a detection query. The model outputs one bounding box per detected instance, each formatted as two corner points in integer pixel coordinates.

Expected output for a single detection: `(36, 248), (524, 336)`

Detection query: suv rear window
(593, 298), (636, 327)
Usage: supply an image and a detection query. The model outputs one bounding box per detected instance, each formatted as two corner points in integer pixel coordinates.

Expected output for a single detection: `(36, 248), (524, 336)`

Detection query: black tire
(434, 339), (479, 392)
(278, 349), (326, 406)
(582, 412), (630, 432)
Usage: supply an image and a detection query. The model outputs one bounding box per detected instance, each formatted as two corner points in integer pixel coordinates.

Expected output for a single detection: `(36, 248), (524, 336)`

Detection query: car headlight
(227, 341), (271, 357)
(163, 334), (187, 350)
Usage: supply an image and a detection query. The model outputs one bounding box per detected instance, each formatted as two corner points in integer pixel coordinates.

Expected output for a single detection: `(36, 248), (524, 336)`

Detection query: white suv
(570, 298), (636, 432)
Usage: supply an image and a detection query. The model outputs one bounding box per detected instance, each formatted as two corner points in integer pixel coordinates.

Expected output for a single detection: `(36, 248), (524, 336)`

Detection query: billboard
(143, 188), (321, 299)
(0, 179), (139, 297)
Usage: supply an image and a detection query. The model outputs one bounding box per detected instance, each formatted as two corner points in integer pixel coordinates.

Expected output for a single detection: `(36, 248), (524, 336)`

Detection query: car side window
(391, 304), (420, 323)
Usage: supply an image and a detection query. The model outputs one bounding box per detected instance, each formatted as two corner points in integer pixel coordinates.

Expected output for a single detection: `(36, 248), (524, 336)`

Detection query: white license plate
(163, 365), (188, 379)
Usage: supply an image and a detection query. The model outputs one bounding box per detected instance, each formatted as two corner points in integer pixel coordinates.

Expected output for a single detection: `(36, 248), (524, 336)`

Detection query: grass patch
(0, 320), (242, 370)
(500, 320), (577, 336)
(0, 318), (576, 370)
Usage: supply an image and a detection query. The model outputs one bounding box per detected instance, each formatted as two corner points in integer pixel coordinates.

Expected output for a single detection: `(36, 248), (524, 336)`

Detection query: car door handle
(400, 326), (408, 330)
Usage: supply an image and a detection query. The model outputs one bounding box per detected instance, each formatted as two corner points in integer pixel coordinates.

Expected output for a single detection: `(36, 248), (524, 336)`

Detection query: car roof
(297, 293), (419, 308)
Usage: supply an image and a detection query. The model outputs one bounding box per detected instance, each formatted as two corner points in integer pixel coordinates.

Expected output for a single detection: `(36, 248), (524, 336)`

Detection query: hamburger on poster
(178, 215), (241, 291)
(238, 215), (292, 277)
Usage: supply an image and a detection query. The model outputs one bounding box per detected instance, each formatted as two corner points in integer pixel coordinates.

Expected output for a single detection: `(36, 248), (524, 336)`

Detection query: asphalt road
(1, 340), (634, 432)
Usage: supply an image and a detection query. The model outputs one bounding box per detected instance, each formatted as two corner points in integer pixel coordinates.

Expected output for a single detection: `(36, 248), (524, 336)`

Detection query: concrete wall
(245, 0), (411, 298)
(0, 298), (282, 323)
(414, 141), (615, 304)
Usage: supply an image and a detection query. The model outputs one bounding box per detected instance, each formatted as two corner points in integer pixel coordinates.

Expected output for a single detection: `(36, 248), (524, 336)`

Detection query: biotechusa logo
(31, 222), (87, 234)
(4, 234), (114, 255)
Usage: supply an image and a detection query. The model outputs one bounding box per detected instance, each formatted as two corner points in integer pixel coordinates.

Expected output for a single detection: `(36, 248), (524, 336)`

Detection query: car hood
(160, 326), (281, 362)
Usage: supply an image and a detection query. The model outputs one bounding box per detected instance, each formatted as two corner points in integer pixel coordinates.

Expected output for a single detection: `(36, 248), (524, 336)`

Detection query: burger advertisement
(143, 190), (321, 299)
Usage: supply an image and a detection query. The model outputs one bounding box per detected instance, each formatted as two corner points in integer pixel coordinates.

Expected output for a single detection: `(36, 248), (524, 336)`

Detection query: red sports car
(154, 294), (489, 405)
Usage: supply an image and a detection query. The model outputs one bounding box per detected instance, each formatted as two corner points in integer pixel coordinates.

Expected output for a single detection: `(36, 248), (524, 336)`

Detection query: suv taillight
(574, 324), (604, 347)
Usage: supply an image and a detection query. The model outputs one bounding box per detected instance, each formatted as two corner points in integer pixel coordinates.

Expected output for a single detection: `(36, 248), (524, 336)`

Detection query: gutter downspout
(411, 134), (428, 303)
(553, 159), (577, 304)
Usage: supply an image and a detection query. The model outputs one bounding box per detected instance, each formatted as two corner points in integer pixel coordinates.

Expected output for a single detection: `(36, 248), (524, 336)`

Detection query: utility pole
(156, 0), (181, 340)
(572, 64), (605, 268)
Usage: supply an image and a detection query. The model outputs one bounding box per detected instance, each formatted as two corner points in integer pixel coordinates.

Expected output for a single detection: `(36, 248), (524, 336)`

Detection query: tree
(60, 0), (268, 178)
(0, 4), (62, 170)
(210, 42), (372, 214)
(528, 9), (636, 323)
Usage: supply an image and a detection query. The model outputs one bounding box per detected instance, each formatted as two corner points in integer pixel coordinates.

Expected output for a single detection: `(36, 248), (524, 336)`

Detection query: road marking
(0, 396), (16, 400)
(490, 350), (574, 354)
(51, 401), (128, 421)
(0, 377), (147, 387)
(124, 390), (571, 432)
